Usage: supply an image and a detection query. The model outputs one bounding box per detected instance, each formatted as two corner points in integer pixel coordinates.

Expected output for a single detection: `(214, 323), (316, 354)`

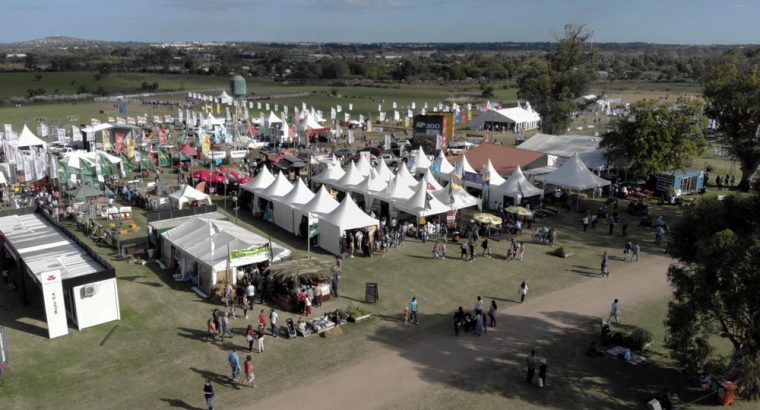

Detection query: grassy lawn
(3, 190), (736, 409)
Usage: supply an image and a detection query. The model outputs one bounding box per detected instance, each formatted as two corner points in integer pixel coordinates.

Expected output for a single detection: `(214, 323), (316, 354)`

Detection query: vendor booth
(293, 185), (339, 237)
(311, 163), (346, 188)
(266, 258), (335, 313)
(271, 178), (315, 234)
(255, 171), (293, 222)
(240, 166), (275, 214)
(539, 153), (611, 196)
(491, 165), (544, 208)
(0, 208), (120, 339)
(169, 184), (212, 209)
(317, 195), (379, 256)
(160, 218), (291, 294)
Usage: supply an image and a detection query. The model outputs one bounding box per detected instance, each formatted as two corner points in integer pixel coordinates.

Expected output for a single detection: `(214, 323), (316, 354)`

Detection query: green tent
(158, 148), (171, 167)
(66, 184), (104, 201)
(120, 153), (134, 173)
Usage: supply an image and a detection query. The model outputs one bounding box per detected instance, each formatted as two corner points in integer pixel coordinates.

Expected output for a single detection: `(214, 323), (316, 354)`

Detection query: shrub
(552, 246), (574, 257)
(345, 302), (370, 318)
(628, 328), (653, 350)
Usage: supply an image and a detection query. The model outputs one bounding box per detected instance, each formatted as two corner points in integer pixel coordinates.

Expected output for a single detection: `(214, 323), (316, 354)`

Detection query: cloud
(162, 0), (250, 12)
(319, 0), (405, 12)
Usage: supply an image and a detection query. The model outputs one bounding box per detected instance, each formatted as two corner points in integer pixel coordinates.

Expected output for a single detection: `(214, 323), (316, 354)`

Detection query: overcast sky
(2, 0), (758, 44)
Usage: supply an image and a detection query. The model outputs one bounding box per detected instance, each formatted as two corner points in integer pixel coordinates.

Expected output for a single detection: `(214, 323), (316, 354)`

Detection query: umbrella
(192, 170), (227, 183)
(472, 212), (503, 225)
(505, 206), (533, 217)
(238, 177), (253, 184)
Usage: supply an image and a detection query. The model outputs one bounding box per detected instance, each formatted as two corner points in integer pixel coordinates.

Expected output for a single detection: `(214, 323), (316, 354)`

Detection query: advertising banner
(41, 270), (68, 339)
(114, 132), (125, 154)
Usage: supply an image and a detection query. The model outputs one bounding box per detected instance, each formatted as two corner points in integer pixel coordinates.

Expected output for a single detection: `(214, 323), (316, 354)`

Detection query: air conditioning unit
(83, 285), (96, 297)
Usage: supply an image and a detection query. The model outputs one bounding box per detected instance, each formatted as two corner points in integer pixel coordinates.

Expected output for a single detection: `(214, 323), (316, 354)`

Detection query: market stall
(271, 178), (315, 234)
(169, 184), (212, 209)
(317, 195), (380, 256)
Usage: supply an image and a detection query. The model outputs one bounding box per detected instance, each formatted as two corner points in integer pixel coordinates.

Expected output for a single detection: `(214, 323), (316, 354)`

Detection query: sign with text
(229, 150), (248, 159)
(205, 151), (227, 160)
(41, 270), (69, 339)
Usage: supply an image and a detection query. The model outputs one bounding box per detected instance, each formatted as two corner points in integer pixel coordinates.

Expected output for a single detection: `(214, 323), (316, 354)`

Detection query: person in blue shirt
(228, 350), (241, 383)
(409, 297), (419, 325)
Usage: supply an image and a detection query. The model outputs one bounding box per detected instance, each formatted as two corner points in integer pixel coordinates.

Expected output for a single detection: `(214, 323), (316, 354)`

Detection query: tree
(600, 98), (706, 175)
(666, 195), (760, 398)
(516, 25), (596, 134)
(480, 84), (495, 98)
(703, 50), (760, 191)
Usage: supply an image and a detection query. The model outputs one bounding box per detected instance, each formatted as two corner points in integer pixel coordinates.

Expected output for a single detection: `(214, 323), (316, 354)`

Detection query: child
(481, 239), (490, 257)
(460, 242), (468, 260)
(403, 306), (410, 325)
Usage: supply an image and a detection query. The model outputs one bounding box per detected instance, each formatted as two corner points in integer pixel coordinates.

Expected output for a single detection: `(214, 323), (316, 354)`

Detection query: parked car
(333, 147), (355, 158)
(378, 153), (398, 167)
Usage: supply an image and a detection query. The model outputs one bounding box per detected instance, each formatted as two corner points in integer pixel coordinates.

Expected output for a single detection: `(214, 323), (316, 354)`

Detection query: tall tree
(600, 98), (706, 175)
(703, 50), (760, 191)
(516, 25), (596, 134)
(666, 195), (760, 398)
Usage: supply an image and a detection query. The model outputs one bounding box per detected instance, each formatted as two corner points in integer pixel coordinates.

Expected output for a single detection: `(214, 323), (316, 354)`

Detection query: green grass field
(3, 191), (754, 409)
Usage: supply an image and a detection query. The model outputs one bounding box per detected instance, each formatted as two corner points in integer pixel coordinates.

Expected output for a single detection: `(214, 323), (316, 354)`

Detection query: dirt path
(252, 255), (673, 410)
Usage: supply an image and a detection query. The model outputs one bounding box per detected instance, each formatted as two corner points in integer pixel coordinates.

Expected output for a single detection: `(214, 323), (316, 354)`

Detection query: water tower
(230, 74), (247, 98)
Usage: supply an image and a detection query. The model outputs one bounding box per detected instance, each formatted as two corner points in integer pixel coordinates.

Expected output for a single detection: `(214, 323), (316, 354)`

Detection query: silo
(230, 74), (247, 98)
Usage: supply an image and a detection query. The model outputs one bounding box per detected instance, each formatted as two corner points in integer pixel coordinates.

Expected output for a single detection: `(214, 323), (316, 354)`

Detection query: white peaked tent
(258, 171), (293, 201)
(395, 162), (419, 187)
(318, 195), (379, 256)
(396, 180), (450, 217)
(204, 113), (225, 127)
(271, 178), (315, 234)
(240, 166), (275, 194)
(17, 125), (47, 150)
(280, 118), (290, 143)
(355, 152), (373, 176)
(349, 169), (387, 209)
(409, 146), (432, 175)
(161, 218), (291, 292)
(484, 159), (506, 186)
(491, 165), (543, 206)
(418, 168), (444, 191)
(375, 160), (394, 182)
(380, 174), (416, 203)
(460, 155), (477, 174)
(432, 185), (481, 211)
(335, 161), (365, 190)
(542, 153), (611, 191)
(293, 185), (340, 234)
(267, 111), (282, 125)
(312, 163), (345, 186)
(0, 171), (7, 186)
(169, 185), (212, 209)
(433, 151), (455, 180)
(218, 90), (233, 104)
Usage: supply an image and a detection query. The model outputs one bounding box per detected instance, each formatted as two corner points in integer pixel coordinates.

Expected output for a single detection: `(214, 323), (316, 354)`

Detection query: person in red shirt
(244, 355), (256, 388)
(257, 310), (267, 333)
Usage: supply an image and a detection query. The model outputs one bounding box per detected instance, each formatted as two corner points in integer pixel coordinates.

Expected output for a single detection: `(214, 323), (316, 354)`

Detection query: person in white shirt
(269, 309), (279, 338)
(474, 296), (484, 315)
(608, 299), (620, 324)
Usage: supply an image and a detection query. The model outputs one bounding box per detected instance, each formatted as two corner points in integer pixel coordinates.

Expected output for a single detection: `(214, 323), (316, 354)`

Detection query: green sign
(229, 244), (270, 260)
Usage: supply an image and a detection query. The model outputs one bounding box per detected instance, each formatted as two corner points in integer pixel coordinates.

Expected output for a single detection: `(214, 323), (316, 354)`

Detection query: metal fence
(145, 204), (218, 223)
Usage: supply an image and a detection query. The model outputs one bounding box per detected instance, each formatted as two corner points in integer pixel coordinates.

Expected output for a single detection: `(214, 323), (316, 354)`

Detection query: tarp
(318, 195), (379, 255)
(169, 184), (212, 209)
(541, 153), (611, 191)
(518, 133), (607, 170)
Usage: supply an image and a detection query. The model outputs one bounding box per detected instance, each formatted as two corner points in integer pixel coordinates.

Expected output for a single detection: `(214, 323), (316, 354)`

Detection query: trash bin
(718, 381), (737, 406)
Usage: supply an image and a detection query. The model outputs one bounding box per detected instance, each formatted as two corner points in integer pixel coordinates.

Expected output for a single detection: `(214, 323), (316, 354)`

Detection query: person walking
(256, 328), (265, 353)
(582, 214), (589, 231)
(224, 283), (233, 309)
(212, 308), (222, 338)
(440, 241), (447, 259)
(454, 306), (465, 336)
(624, 241), (632, 261)
(431, 240), (440, 259)
(410, 296), (419, 325)
(608, 216), (616, 235)
(331, 272), (340, 298)
(474, 311), (484, 336)
(481, 238), (490, 257)
(518, 241), (525, 262)
(244, 355), (256, 388)
(241, 294), (250, 320)
(314, 285), (323, 307)
(270, 309), (279, 337)
(246, 324), (256, 353)
(591, 213), (598, 229)
(468, 240), (476, 262)
(488, 300), (497, 327)
(632, 243), (640, 262)
(245, 281), (256, 312)
(519, 281), (529, 303)
(601, 251), (609, 278)
(608, 299), (620, 324)
(257, 310), (268, 333)
(221, 313), (232, 339)
(526, 350), (538, 384)
(228, 349), (241, 383)
(460, 241), (468, 260)
(203, 379), (215, 410)
(538, 359), (548, 388)
(206, 318), (218, 342)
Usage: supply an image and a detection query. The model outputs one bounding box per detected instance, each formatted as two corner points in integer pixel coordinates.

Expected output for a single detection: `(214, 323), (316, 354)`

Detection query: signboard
(365, 282), (379, 304)
(229, 150), (248, 159)
(41, 270), (69, 339)
(68, 115), (79, 122)
(0, 326), (8, 378)
(413, 113), (454, 147)
(205, 151), (226, 160)
(229, 244), (270, 260)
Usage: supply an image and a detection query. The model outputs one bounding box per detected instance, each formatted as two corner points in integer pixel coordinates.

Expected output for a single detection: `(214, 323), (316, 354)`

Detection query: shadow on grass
(159, 398), (203, 410)
(483, 296), (521, 304)
(365, 311), (704, 410)
(189, 367), (241, 390)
